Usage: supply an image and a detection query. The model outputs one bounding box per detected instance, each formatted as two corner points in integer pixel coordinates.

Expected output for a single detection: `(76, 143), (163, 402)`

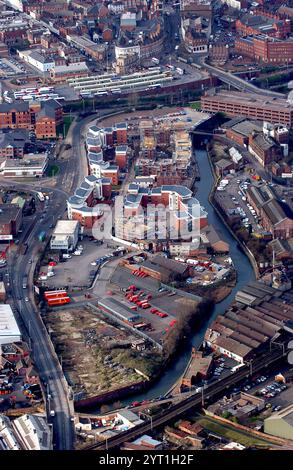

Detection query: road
(7, 187), (74, 450)
(198, 57), (285, 98)
(2, 106), (135, 449)
(2, 113), (100, 449)
(83, 346), (287, 450)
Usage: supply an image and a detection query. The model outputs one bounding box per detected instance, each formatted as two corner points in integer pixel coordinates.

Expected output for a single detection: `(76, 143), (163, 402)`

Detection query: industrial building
(97, 297), (140, 324)
(264, 404), (293, 440)
(0, 304), (21, 346)
(246, 184), (293, 240)
(0, 203), (22, 240)
(204, 282), (292, 363)
(140, 255), (190, 282)
(0, 414), (52, 450)
(181, 349), (213, 389)
(0, 153), (48, 178)
(50, 220), (80, 251)
(208, 392), (265, 421)
(12, 414), (52, 450)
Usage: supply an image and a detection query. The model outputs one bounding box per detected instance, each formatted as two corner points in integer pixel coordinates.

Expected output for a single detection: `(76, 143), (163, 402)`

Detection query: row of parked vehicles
(131, 269), (149, 278)
(150, 308), (168, 318)
(125, 285), (152, 309)
(259, 381), (287, 400)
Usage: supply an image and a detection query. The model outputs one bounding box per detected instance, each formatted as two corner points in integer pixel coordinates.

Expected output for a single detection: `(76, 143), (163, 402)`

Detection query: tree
(100, 404), (110, 414)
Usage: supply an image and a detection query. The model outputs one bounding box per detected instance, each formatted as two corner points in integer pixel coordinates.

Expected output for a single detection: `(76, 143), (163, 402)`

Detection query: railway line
(83, 347), (286, 450)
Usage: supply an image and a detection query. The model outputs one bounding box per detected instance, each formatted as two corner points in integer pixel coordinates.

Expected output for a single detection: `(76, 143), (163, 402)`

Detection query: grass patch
(195, 416), (275, 448)
(48, 165), (60, 177)
(63, 115), (75, 136)
(57, 115), (74, 138)
(189, 101), (201, 110)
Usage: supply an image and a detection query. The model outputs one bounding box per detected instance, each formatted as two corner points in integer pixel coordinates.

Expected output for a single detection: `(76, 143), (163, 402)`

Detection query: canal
(102, 146), (255, 408)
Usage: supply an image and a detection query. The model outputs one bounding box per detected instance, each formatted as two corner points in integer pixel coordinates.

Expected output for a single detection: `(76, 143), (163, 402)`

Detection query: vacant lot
(44, 307), (145, 399)
(194, 416), (279, 448)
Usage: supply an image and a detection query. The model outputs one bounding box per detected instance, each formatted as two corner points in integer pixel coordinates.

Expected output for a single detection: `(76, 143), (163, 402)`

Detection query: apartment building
(235, 36), (293, 64)
(67, 175), (112, 228)
(117, 182), (208, 244)
(0, 100), (63, 139)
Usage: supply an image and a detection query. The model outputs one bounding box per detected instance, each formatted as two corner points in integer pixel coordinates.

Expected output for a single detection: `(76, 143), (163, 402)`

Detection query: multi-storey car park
(67, 68), (174, 97)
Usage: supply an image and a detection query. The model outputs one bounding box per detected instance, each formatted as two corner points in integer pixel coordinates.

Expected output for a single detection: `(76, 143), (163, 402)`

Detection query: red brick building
(115, 145), (129, 169)
(0, 204), (22, 240)
(235, 36), (293, 64)
(235, 13), (290, 39)
(201, 91), (293, 128)
(246, 184), (293, 239)
(248, 133), (282, 167)
(0, 101), (63, 139)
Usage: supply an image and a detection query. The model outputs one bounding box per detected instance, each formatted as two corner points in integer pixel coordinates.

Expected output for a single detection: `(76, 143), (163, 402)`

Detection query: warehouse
(205, 284), (292, 363)
(226, 310), (280, 338)
(0, 204), (22, 240)
(97, 298), (140, 324)
(211, 336), (252, 363)
(141, 255), (189, 282)
(0, 304), (21, 345)
(264, 404), (293, 440)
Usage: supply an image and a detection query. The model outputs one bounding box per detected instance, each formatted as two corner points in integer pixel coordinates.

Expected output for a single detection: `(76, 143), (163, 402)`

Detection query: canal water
(100, 147), (255, 408)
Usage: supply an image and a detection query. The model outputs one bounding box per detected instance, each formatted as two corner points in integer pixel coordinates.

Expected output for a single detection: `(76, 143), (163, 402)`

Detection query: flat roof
(54, 220), (79, 235)
(202, 91), (293, 112)
(0, 304), (21, 345)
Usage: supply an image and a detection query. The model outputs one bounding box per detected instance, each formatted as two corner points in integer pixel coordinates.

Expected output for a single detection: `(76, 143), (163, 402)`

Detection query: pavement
(6, 187), (74, 450)
(1, 112), (102, 449)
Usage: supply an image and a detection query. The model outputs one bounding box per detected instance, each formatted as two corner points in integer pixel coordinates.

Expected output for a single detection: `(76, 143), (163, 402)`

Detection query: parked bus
(47, 297), (71, 306)
(44, 290), (67, 299)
